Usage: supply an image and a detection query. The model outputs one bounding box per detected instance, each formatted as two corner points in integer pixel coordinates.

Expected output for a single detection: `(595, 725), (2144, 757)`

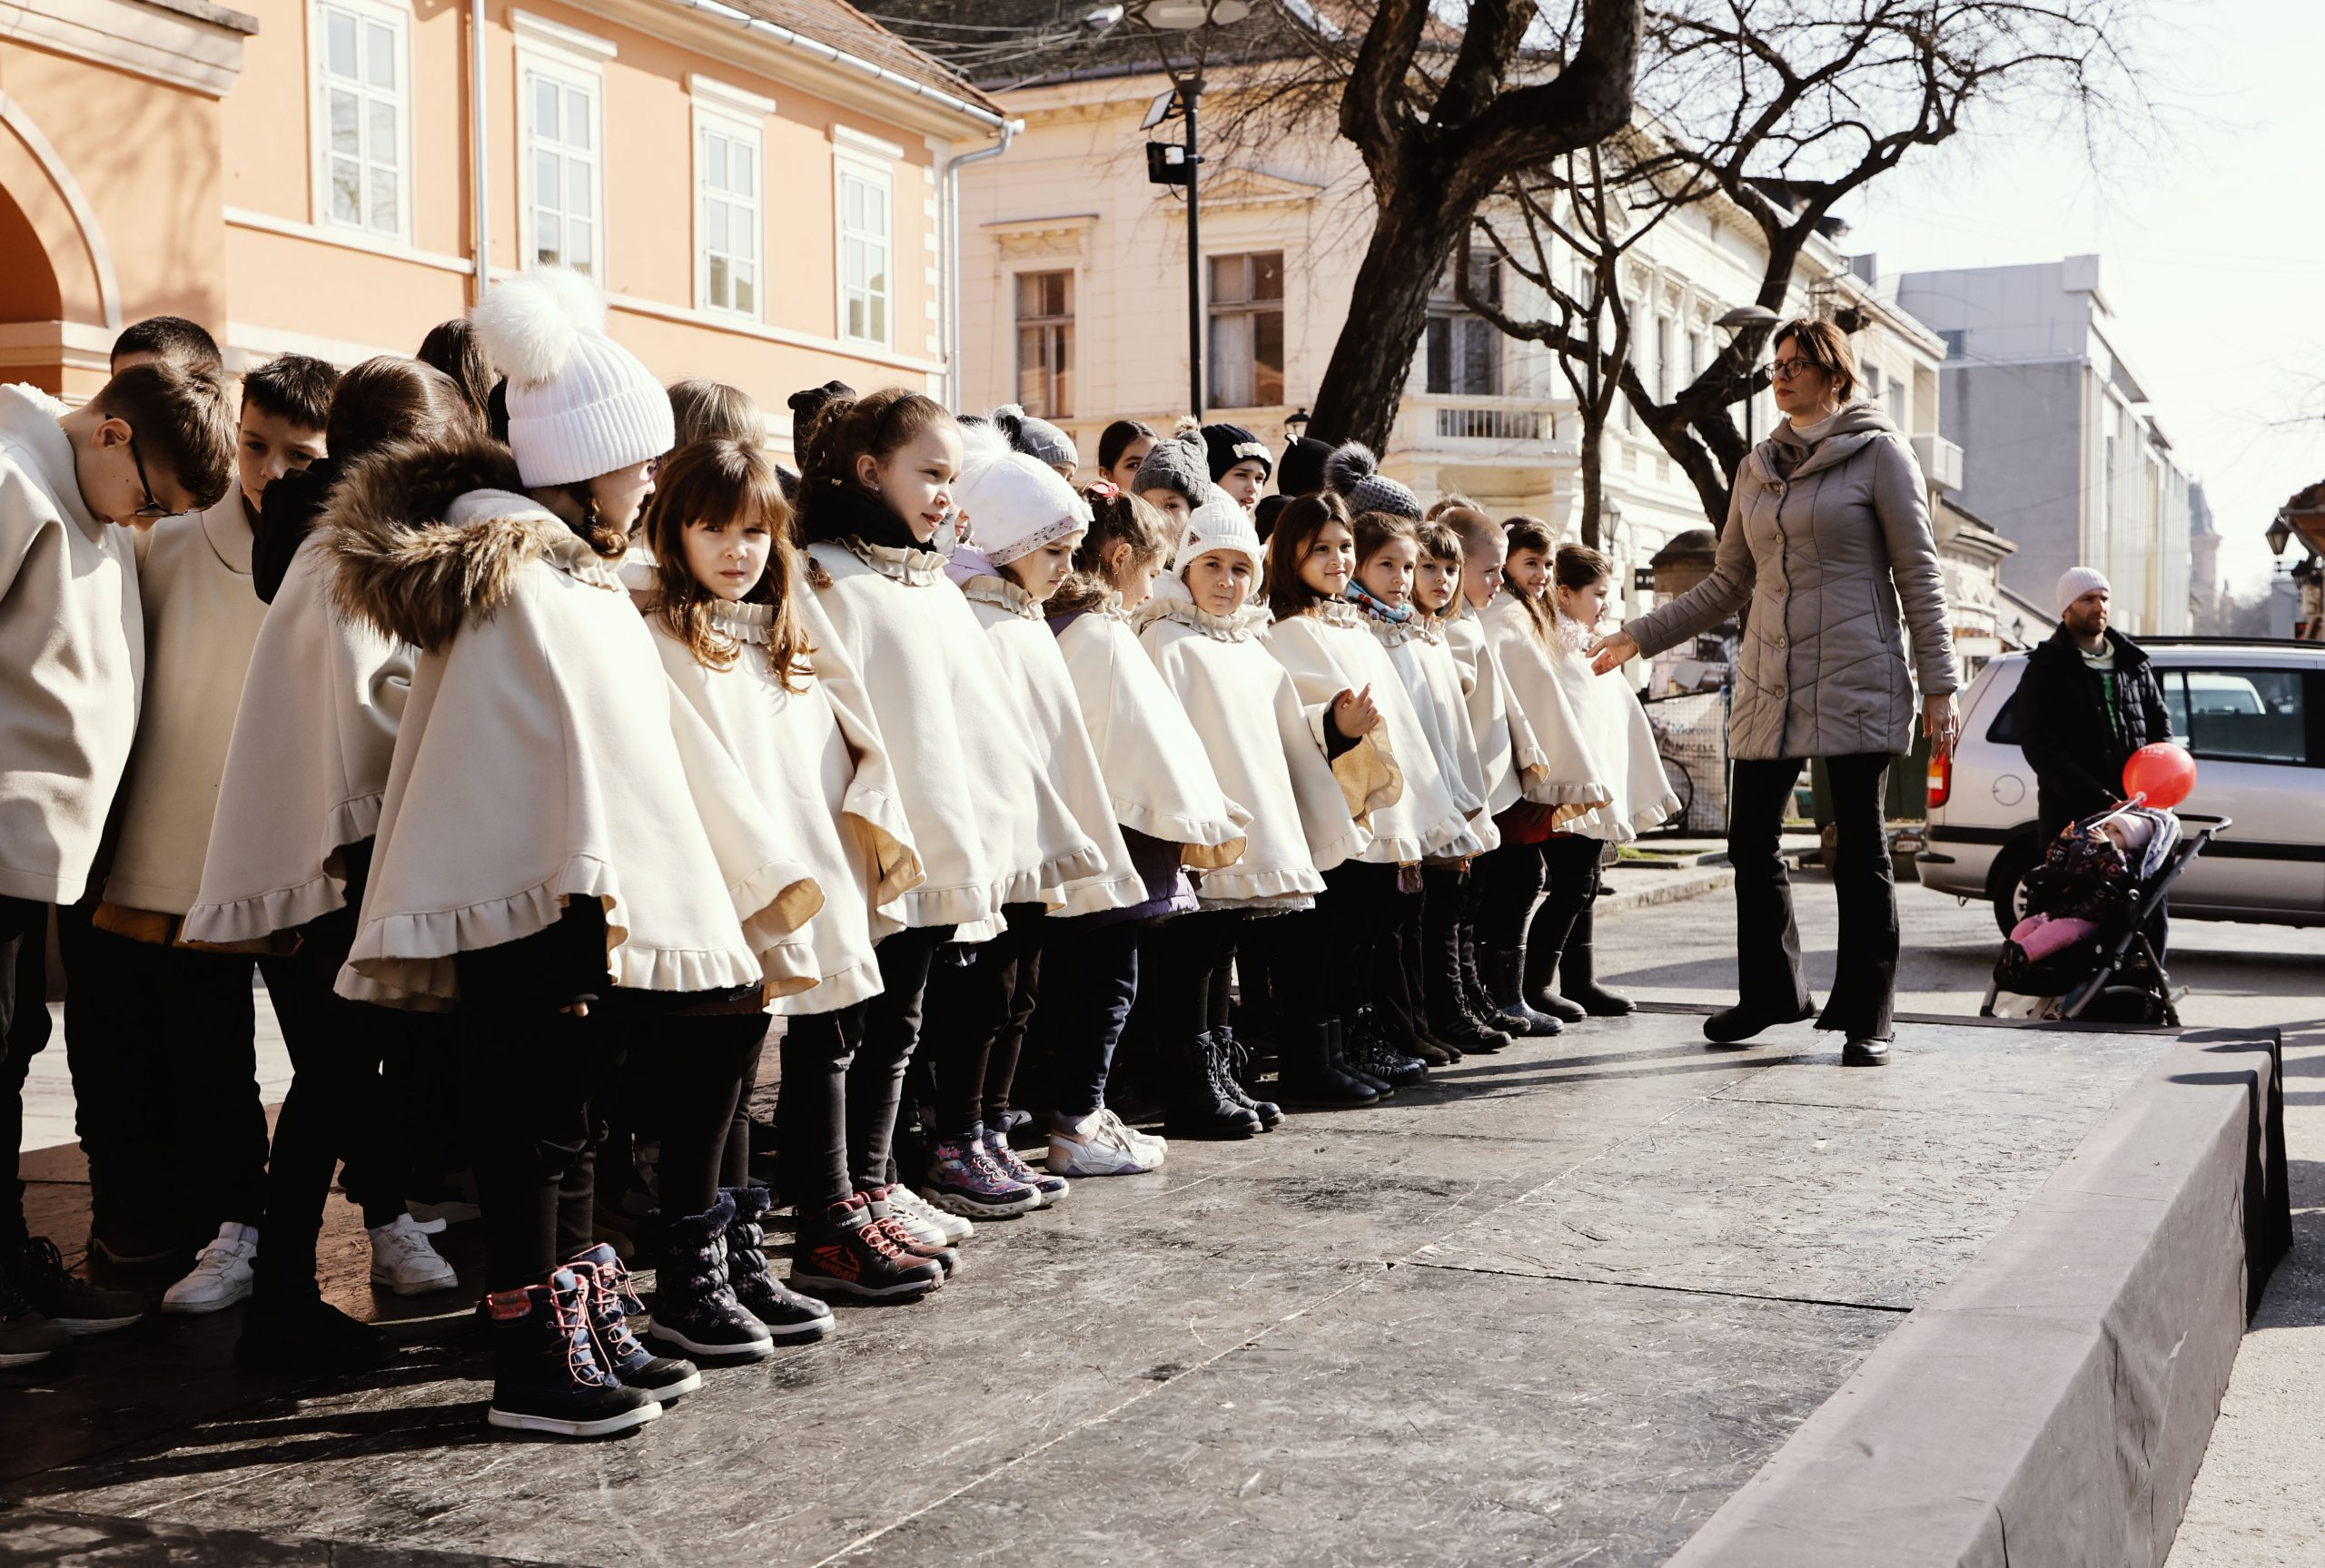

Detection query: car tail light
(1926, 747), (1953, 809)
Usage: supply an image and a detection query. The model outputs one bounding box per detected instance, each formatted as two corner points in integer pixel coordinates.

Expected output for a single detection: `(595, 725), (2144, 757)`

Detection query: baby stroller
(1980, 806), (2229, 1027)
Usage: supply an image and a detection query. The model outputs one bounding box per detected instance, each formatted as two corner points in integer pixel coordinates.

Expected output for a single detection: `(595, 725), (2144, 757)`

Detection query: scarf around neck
(1345, 580), (1413, 625)
(799, 478), (929, 554)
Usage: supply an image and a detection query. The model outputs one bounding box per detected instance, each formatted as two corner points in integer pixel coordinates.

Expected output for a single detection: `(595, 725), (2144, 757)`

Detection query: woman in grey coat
(1590, 319), (1960, 1064)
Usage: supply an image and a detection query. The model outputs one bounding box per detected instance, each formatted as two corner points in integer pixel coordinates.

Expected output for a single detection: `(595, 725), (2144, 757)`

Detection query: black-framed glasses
(1767, 358), (1819, 381)
(125, 435), (172, 520)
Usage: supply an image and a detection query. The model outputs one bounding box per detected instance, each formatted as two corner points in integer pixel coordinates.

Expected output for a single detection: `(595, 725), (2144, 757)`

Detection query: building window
(313, 0), (409, 240)
(1015, 271), (1073, 419)
(1687, 327), (1705, 384)
(837, 163), (891, 346)
(1425, 252), (1500, 398)
(698, 119), (761, 316)
(524, 64), (602, 275)
(1209, 251), (1284, 408)
(1653, 315), (1673, 401)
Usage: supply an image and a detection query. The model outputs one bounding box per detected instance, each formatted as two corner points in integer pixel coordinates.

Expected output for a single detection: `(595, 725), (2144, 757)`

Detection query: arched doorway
(0, 90), (121, 398)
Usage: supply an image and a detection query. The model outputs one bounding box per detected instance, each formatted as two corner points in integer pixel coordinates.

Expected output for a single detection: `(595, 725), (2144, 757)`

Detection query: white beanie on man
(470, 268), (675, 488)
(2055, 565), (2111, 616)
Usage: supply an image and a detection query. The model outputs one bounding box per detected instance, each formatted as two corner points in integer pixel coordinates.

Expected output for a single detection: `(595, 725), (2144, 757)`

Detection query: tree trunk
(1578, 405), (1605, 549)
(1302, 188), (1466, 452)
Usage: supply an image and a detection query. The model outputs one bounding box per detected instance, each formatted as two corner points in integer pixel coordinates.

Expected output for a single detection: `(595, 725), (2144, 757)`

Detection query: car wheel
(1986, 834), (2042, 939)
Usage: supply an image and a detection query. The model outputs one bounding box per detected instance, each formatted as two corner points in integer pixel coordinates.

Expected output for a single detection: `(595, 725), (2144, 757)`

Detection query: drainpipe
(470, 0), (490, 300)
(941, 119), (1019, 410)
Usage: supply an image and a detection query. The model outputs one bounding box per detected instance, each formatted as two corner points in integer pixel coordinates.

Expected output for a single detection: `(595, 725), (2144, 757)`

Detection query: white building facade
(1894, 256), (2193, 635)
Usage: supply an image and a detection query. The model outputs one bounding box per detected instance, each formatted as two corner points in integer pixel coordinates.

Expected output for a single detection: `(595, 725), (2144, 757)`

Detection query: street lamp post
(1130, 1), (1249, 419)
(1716, 303), (1781, 459)
(1183, 76), (1203, 419)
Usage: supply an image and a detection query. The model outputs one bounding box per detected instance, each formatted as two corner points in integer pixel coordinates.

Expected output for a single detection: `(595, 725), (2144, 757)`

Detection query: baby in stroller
(2005, 804), (2178, 963)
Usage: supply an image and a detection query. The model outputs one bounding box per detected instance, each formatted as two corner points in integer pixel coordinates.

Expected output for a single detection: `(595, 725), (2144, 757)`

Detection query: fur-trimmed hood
(325, 432), (567, 652)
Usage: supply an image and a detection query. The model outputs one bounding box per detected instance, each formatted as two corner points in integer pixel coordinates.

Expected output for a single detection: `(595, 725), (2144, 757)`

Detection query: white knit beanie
(1172, 485), (1265, 577)
(2055, 565), (2111, 616)
(470, 269), (675, 488)
(954, 423), (1092, 566)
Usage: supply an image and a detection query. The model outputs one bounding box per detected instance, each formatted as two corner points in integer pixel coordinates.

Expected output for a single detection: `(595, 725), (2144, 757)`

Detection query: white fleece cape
(1137, 597), (1392, 910)
(1480, 591), (1620, 827)
(343, 497), (822, 1008)
(960, 574), (1146, 919)
(1546, 610), (1683, 843)
(0, 383), (143, 905)
(655, 595), (925, 1014)
(1263, 600), (1482, 863)
(186, 533), (413, 944)
(1052, 596), (1251, 868)
(1443, 605), (1551, 817)
(1364, 613), (1500, 857)
(807, 538), (1103, 934)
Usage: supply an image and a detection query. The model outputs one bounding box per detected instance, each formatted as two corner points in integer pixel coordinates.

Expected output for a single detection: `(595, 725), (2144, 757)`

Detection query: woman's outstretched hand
(1331, 684), (1382, 737)
(1924, 691), (1961, 762)
(1588, 629), (1638, 676)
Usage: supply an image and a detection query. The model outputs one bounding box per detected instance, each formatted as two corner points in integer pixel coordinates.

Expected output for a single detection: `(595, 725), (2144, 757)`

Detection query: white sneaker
(369, 1213), (460, 1296)
(1103, 1109), (1168, 1164)
(1049, 1110), (1165, 1178)
(160, 1223), (259, 1315)
(885, 1183), (973, 1244)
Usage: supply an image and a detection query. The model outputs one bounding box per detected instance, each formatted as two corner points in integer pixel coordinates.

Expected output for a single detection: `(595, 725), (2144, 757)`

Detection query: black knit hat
(1201, 422), (1271, 483)
(1277, 435), (1331, 498)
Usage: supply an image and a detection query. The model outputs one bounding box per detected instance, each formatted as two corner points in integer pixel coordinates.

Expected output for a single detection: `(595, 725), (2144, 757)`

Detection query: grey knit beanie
(1322, 440), (1421, 521)
(1131, 434), (1211, 509)
(993, 402), (1078, 470)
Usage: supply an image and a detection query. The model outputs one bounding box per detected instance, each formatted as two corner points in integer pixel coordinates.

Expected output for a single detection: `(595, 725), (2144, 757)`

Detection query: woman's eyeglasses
(1767, 358), (1820, 382)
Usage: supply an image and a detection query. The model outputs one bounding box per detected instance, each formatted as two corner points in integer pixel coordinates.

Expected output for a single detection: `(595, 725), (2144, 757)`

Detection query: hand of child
(1333, 684), (1382, 737)
(1588, 629), (1638, 676)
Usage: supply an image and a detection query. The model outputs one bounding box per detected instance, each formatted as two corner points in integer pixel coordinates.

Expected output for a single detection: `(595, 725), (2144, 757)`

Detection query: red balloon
(2122, 743), (2197, 809)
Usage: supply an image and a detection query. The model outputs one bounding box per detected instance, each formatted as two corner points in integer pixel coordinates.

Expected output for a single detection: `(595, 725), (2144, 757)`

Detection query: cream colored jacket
(807, 540), (1103, 937)
(1480, 592), (1620, 826)
(0, 384), (143, 904)
(103, 488), (270, 918)
(1545, 610), (1682, 843)
(1137, 597), (1391, 911)
(655, 596), (925, 1014)
(1443, 606), (1550, 818)
(328, 446), (820, 1009)
(185, 533), (414, 943)
(1263, 600), (1480, 863)
(1364, 612), (1499, 856)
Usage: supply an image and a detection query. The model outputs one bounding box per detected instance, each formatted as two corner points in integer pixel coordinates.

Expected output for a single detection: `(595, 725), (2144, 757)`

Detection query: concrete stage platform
(0, 1009), (2278, 1566)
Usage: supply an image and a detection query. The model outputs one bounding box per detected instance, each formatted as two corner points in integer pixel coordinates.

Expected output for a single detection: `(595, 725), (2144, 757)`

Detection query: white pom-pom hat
(1172, 485), (1264, 576)
(470, 268), (675, 488)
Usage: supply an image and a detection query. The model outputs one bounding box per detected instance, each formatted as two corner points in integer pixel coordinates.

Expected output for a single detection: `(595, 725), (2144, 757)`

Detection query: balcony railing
(1400, 394), (1579, 458)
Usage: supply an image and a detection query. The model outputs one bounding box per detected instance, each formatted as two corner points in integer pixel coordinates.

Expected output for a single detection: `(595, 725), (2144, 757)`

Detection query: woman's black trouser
(923, 904), (1044, 1139)
(849, 924), (954, 1192)
(254, 842), (409, 1296)
(1728, 752), (1899, 1040)
(1029, 917), (1142, 1120)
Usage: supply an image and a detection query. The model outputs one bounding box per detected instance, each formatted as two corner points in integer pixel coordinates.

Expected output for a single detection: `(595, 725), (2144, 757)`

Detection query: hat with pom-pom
(1172, 485), (1265, 577)
(1322, 439), (1420, 520)
(993, 402), (1077, 470)
(470, 269), (673, 487)
(1277, 434), (1332, 498)
(1130, 435), (1210, 510)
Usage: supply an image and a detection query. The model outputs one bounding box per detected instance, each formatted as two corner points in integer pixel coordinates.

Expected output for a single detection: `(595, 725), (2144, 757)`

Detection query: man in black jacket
(2014, 567), (2175, 841)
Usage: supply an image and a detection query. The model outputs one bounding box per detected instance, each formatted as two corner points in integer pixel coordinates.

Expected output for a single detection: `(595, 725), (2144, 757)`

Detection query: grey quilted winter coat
(1627, 404), (1957, 761)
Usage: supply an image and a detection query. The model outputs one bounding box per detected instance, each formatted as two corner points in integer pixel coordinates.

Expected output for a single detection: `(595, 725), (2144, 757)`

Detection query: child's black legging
(1267, 861), (1403, 1028)
(652, 1011), (768, 1218)
(777, 999), (871, 1214)
(1138, 910), (1240, 1045)
(1474, 842), (1548, 950)
(848, 924), (953, 1193)
(1028, 917), (1142, 1121)
(922, 903), (1044, 1139)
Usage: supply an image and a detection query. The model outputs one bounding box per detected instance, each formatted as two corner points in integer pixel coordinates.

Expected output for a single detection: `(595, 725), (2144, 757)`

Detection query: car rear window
(1986, 692), (2018, 745)
(2160, 667), (2309, 764)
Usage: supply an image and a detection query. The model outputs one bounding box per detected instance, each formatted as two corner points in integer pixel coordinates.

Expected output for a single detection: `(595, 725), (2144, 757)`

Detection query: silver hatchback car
(1921, 637), (2325, 933)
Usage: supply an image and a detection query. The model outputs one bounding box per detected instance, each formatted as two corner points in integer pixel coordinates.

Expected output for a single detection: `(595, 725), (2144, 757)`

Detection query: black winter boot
(646, 1194), (774, 1361)
(1214, 1028), (1283, 1129)
(1275, 1021), (1380, 1108)
(1558, 904), (1635, 1016)
(1427, 938), (1504, 1054)
(485, 1268), (661, 1437)
(1344, 1008), (1429, 1088)
(1483, 946), (1563, 1037)
(1453, 928), (1517, 1051)
(566, 1246), (702, 1402)
(724, 1188), (836, 1341)
(1330, 1018), (1393, 1096)
(1166, 1033), (1262, 1139)
(1521, 906), (1588, 1024)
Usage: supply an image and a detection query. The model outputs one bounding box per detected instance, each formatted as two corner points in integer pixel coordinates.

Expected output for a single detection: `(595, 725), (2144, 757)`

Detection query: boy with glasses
(0, 360), (233, 1367)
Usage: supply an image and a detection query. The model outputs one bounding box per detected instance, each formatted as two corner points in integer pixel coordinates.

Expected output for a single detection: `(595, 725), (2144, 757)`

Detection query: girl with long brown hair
(645, 437), (940, 1315)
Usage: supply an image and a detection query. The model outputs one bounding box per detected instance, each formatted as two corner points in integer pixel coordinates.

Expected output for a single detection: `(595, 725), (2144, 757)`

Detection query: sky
(1830, 0), (2325, 598)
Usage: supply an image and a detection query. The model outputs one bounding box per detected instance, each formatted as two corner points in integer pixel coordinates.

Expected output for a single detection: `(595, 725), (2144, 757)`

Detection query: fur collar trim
(325, 432), (574, 652)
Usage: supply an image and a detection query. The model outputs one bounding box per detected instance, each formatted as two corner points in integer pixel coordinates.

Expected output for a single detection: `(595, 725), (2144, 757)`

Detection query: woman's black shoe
(1703, 1001), (1817, 1046)
(234, 1290), (394, 1373)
